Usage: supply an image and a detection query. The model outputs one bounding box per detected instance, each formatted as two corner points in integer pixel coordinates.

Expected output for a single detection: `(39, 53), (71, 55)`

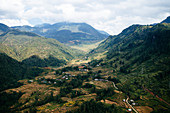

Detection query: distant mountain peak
(13, 22), (108, 45)
(0, 23), (10, 33)
(161, 16), (170, 23)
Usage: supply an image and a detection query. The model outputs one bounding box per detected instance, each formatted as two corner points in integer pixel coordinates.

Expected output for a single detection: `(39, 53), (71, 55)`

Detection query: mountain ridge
(12, 22), (109, 45)
(161, 16), (170, 23)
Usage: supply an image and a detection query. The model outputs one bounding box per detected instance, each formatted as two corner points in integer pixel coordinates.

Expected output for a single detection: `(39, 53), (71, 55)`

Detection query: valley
(0, 17), (170, 113)
(1, 59), (167, 113)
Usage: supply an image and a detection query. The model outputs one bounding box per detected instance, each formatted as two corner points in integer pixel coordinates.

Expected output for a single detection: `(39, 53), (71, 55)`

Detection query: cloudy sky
(0, 0), (170, 35)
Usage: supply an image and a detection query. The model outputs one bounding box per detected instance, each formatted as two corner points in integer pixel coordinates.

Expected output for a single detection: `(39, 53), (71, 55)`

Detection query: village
(23, 62), (150, 113)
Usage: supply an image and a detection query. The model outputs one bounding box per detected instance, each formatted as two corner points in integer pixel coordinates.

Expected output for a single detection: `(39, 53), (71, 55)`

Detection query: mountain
(12, 22), (108, 45)
(88, 23), (170, 103)
(0, 23), (10, 35)
(161, 16), (170, 23)
(0, 23), (83, 65)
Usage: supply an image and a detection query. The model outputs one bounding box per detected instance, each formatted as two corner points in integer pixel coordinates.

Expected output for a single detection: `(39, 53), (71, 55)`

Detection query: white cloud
(0, 19), (31, 27)
(0, 0), (170, 34)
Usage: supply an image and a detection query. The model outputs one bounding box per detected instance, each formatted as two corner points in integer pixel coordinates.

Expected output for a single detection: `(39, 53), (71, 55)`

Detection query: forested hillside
(0, 53), (43, 91)
(88, 23), (170, 103)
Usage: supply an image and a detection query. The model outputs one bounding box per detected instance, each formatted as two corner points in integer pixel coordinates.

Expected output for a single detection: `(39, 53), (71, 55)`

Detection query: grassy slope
(0, 29), (84, 61)
(69, 39), (105, 53)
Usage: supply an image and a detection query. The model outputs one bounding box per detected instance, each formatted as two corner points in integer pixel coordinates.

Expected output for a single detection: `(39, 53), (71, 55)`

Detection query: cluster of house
(123, 99), (138, 112)
(61, 73), (76, 80)
(123, 99), (137, 105)
(36, 77), (64, 85)
(38, 78), (57, 84)
(78, 66), (89, 72)
(129, 99), (137, 106)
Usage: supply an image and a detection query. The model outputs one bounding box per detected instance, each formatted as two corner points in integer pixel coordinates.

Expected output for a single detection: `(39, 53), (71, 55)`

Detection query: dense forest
(0, 53), (43, 91)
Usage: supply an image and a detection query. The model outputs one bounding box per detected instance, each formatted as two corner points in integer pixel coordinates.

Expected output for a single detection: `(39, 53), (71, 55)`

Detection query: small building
(130, 99), (134, 102)
(99, 79), (105, 81)
(28, 80), (33, 83)
(78, 66), (84, 70)
(41, 80), (47, 84)
(48, 81), (51, 84)
(132, 103), (136, 105)
(123, 99), (126, 102)
(128, 108), (132, 112)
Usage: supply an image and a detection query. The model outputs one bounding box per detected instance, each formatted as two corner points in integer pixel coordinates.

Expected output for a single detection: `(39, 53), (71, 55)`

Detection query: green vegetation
(0, 18), (170, 113)
(0, 91), (23, 113)
(88, 23), (170, 111)
(0, 28), (84, 62)
(0, 53), (43, 91)
(22, 55), (66, 67)
(70, 40), (105, 52)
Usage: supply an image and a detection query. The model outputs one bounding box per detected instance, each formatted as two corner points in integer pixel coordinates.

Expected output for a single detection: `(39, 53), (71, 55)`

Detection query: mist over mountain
(13, 22), (109, 45)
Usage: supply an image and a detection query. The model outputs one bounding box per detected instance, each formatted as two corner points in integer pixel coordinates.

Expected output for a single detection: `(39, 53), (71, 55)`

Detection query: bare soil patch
(134, 106), (153, 113)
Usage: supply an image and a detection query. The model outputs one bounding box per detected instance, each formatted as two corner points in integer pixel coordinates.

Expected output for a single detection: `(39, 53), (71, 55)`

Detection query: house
(96, 64), (100, 67)
(48, 81), (51, 84)
(128, 108), (132, 112)
(41, 80), (47, 84)
(132, 103), (136, 105)
(84, 69), (88, 71)
(123, 99), (126, 102)
(28, 80), (33, 83)
(78, 66), (84, 69)
(130, 99), (134, 102)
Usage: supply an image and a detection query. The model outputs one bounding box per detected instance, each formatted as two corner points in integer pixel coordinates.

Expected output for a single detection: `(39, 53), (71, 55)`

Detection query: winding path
(112, 82), (118, 89)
